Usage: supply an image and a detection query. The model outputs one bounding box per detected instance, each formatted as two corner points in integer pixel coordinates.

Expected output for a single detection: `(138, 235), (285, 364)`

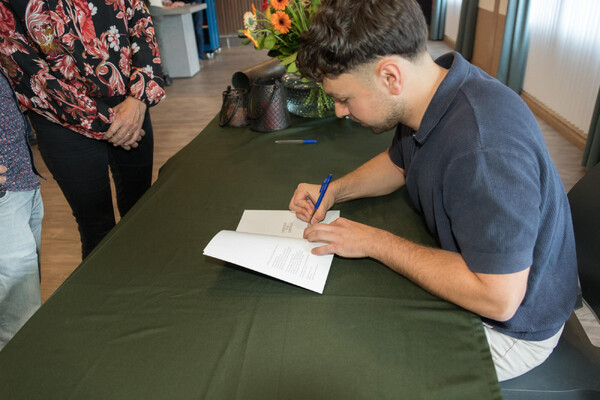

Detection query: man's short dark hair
(297, 0), (428, 81)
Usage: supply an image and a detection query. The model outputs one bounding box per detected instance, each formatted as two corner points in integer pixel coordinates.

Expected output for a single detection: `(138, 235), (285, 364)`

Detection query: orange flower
(270, 0), (288, 11)
(243, 29), (259, 48)
(251, 3), (256, 14)
(271, 11), (291, 34)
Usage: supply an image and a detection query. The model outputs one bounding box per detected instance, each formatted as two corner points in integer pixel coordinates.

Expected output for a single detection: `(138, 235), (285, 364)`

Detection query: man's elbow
(476, 268), (529, 322)
(487, 294), (524, 321)
(491, 302), (520, 322)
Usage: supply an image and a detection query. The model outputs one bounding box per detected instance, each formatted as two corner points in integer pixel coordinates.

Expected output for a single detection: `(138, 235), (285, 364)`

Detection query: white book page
(235, 210), (340, 238)
(203, 210), (340, 294)
(203, 231), (333, 294)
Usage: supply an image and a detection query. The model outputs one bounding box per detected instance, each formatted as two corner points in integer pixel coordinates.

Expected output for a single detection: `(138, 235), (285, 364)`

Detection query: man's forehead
(322, 74), (355, 96)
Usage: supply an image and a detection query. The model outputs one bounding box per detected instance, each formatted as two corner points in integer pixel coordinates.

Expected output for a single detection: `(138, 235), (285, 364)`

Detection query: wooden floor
(33, 42), (598, 344)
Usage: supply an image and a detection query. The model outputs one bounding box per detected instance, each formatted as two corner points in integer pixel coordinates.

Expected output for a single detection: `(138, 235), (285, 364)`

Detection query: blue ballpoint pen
(310, 174), (332, 223)
(275, 140), (317, 144)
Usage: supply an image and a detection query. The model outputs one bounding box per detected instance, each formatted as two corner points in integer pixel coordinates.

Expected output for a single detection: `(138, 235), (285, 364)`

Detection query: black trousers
(29, 109), (153, 259)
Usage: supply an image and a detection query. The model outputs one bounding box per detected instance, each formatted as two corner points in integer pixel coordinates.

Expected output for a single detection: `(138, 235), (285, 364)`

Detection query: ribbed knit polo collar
(413, 52), (470, 145)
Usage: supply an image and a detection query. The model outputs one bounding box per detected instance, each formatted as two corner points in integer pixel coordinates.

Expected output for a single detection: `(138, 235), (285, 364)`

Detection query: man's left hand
(304, 217), (380, 258)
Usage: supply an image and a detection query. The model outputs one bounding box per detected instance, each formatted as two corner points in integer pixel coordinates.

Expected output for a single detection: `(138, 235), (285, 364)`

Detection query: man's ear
(376, 59), (402, 95)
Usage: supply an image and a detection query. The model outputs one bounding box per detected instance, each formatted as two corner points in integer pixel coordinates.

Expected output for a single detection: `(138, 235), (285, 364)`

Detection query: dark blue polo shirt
(388, 52), (578, 341)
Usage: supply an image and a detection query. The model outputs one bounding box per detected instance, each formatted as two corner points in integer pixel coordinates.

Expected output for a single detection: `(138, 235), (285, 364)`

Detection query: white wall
(523, 0), (600, 133)
(444, 0), (463, 42)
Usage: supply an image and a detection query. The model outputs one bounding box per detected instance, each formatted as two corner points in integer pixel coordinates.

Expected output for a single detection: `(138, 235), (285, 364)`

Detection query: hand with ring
(119, 129), (145, 150)
(104, 97), (147, 151)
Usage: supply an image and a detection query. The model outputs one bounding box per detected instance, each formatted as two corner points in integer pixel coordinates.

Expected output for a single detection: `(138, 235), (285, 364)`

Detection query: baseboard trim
(521, 91), (587, 150)
(443, 35), (456, 50)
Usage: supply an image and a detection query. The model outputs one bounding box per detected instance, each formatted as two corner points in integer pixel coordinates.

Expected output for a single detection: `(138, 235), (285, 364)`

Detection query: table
(0, 115), (502, 399)
(150, 4), (206, 78)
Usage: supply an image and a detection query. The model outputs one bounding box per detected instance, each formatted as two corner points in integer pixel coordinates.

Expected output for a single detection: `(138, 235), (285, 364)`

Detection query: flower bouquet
(240, 0), (335, 118)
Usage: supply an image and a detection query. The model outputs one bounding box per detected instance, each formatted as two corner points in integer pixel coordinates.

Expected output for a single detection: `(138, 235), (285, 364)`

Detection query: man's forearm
(367, 229), (529, 322)
(333, 151), (406, 203)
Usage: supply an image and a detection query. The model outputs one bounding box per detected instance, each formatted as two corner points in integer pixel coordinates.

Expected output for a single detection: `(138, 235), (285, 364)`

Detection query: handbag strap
(219, 91), (242, 127)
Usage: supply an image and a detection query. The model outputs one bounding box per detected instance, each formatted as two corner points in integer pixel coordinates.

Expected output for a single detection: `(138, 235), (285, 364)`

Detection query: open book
(203, 210), (340, 294)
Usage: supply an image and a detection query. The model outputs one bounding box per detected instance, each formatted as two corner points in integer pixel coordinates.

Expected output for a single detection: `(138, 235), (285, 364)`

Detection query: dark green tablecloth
(0, 115), (502, 399)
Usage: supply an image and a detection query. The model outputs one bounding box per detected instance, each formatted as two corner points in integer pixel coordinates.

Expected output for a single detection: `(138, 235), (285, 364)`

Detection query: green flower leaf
(256, 34), (266, 49)
(264, 34), (276, 50)
(280, 52), (297, 66)
(286, 62), (298, 74)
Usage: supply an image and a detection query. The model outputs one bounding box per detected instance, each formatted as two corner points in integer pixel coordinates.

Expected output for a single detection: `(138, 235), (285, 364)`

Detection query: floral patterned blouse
(0, 0), (165, 139)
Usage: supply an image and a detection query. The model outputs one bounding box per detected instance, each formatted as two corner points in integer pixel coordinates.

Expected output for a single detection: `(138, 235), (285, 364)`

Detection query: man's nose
(334, 103), (349, 118)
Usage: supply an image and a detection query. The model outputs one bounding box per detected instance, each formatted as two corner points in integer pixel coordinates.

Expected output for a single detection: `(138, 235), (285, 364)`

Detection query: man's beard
(362, 99), (407, 135)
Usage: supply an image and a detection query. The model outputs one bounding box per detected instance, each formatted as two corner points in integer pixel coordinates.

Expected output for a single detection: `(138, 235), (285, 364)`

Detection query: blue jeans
(193, 3), (205, 59)
(183, 0), (205, 59)
(0, 189), (43, 351)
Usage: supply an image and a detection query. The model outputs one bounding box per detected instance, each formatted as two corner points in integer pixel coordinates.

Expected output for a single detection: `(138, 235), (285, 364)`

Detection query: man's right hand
(0, 165), (7, 184)
(289, 182), (336, 224)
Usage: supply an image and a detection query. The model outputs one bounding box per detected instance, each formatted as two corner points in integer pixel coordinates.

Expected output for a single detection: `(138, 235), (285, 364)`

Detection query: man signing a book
(288, 0), (577, 382)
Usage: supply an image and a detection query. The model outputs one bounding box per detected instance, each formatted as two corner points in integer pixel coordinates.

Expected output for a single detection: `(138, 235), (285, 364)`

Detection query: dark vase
(281, 73), (335, 118)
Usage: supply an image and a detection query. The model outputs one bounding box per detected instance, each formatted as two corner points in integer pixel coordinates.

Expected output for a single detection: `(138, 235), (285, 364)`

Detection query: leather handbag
(248, 78), (290, 133)
(219, 86), (249, 127)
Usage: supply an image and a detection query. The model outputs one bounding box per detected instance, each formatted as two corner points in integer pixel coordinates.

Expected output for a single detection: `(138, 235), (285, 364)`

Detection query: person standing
(180, 0), (206, 60)
(0, 70), (43, 351)
(0, 0), (165, 258)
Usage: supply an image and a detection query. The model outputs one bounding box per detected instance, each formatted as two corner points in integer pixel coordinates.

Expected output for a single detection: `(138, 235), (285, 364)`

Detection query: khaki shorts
(483, 323), (564, 382)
